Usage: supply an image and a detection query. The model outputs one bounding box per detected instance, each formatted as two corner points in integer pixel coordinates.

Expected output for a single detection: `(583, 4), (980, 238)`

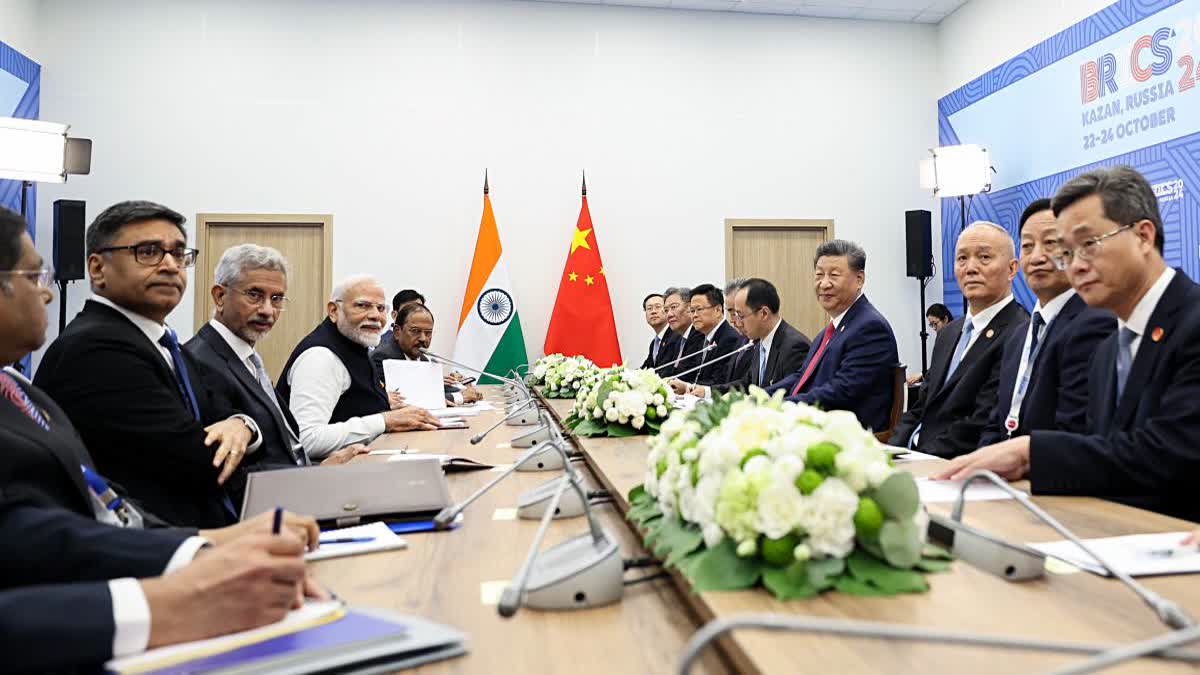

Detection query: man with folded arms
(889, 224), (1027, 455)
(278, 275), (439, 460)
(686, 278), (810, 398)
(976, 199), (1115, 448)
(768, 240), (899, 433)
(370, 302), (482, 405)
(938, 166), (1200, 522)
(36, 201), (265, 528)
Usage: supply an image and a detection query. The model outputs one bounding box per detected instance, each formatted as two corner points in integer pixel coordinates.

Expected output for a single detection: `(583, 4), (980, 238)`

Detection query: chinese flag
(543, 175), (622, 367)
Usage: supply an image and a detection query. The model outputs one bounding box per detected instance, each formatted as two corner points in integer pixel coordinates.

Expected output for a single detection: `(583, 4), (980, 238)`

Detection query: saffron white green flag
(452, 180), (528, 383)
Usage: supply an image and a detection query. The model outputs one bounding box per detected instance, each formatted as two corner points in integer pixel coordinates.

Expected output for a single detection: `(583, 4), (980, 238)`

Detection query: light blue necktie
(757, 343), (768, 385)
(944, 319), (975, 383)
(1114, 327), (1136, 405)
(651, 335), (661, 362)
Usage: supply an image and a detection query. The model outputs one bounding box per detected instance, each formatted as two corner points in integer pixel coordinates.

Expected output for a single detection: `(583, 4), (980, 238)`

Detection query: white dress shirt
(1119, 266), (1175, 361)
(88, 295), (262, 453)
(108, 539), (208, 657)
(758, 318), (782, 367)
(831, 293), (864, 329)
(286, 346), (386, 458)
(209, 319), (258, 378)
(959, 294), (1015, 353)
(1004, 288), (1076, 426)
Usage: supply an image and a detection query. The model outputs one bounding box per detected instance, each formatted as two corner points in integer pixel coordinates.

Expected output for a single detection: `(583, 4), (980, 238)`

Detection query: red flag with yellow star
(543, 174), (622, 366)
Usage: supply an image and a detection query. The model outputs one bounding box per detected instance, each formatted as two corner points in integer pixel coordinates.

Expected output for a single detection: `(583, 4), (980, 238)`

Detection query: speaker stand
(917, 275), (930, 375)
(56, 279), (69, 335)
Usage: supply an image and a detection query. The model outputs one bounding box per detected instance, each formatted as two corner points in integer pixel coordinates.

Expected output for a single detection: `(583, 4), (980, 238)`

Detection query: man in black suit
(721, 279), (754, 384)
(889, 222), (1028, 457)
(370, 302), (483, 405)
(671, 283), (741, 387)
(766, 240), (899, 432)
(185, 244), (369, 482)
(658, 286), (703, 378)
(977, 199), (1115, 447)
(35, 201), (263, 528)
(689, 278), (810, 397)
(939, 166), (1200, 521)
(638, 292), (678, 370)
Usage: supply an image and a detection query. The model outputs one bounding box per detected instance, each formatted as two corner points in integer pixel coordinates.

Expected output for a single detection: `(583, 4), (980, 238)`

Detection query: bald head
(954, 221), (1018, 314)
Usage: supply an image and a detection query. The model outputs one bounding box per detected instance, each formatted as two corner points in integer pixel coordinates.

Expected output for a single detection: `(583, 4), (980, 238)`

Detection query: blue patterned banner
(0, 38), (41, 234)
(938, 0), (1198, 312)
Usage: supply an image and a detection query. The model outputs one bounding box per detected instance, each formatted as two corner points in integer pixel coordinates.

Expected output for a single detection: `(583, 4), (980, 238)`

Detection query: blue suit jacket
(978, 294), (1115, 447)
(768, 295), (899, 432)
(1030, 270), (1200, 521)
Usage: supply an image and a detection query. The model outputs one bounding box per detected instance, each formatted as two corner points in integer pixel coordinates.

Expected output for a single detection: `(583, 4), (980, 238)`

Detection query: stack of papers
(1030, 532), (1200, 577)
(307, 521), (408, 562)
(916, 478), (1022, 503)
(382, 360), (446, 410)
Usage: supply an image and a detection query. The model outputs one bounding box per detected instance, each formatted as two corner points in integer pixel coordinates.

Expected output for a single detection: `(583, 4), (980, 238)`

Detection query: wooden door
(725, 219), (833, 341)
(193, 214), (333, 380)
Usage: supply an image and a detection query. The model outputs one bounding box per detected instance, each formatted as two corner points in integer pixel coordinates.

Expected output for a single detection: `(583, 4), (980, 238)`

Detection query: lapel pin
(985, 329), (995, 339)
(839, 326), (845, 332)
(1152, 327), (1164, 342)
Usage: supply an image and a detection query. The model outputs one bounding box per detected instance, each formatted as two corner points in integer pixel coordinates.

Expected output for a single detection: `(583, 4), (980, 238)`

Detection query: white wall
(31, 0), (940, 373)
(0, 0), (41, 60)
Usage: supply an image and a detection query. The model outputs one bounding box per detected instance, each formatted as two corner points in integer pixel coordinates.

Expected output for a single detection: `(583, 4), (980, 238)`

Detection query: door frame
(723, 218), (836, 275)
(192, 213), (334, 330)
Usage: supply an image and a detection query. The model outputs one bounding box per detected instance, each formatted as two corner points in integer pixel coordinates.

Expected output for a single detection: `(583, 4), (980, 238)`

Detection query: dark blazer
(769, 296), (899, 432)
(690, 321), (742, 386)
(185, 323), (305, 469)
(0, 499), (190, 673)
(640, 328), (681, 371)
(1029, 270), (1200, 521)
(889, 297), (1028, 458)
(978, 294), (1115, 447)
(660, 327), (704, 380)
(34, 300), (240, 528)
(714, 320), (811, 393)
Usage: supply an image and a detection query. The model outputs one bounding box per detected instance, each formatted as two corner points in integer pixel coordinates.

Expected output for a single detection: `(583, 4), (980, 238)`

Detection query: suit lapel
(0, 381), (92, 508)
(938, 301), (1018, 396)
(1114, 272), (1190, 426)
(86, 301), (186, 408)
(925, 318), (962, 396)
(762, 323), (787, 385)
(202, 326), (300, 441)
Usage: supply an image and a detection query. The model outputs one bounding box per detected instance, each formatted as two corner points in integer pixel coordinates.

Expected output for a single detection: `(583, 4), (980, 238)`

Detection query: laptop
(240, 458), (452, 528)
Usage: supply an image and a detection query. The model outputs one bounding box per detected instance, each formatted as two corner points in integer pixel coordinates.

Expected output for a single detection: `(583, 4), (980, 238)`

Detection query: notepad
(307, 521), (407, 561)
(382, 360), (446, 410)
(916, 478), (1022, 503)
(1030, 532), (1200, 577)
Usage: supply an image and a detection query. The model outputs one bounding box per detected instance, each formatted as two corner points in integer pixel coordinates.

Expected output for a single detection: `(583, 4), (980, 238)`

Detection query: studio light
(0, 116), (91, 184)
(919, 144), (992, 197)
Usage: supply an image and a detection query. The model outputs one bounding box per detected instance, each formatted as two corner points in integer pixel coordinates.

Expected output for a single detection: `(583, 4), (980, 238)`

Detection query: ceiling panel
(527, 0), (968, 23)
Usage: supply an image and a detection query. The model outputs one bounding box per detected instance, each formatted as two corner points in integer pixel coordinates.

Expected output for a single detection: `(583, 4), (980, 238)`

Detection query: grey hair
(961, 221), (1016, 259)
(214, 244), (289, 287)
(331, 274), (383, 302)
(663, 286), (692, 302)
(724, 278), (748, 297)
(813, 239), (866, 273)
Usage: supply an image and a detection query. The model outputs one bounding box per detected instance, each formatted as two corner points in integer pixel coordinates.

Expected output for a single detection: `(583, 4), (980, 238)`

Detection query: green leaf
(921, 543), (954, 560)
(686, 539), (763, 592)
(879, 520), (922, 569)
(626, 499), (663, 527)
(642, 517), (667, 550)
(874, 473), (919, 520)
(915, 558), (953, 573)
(846, 550), (928, 593)
(834, 576), (891, 597)
(650, 517), (704, 567)
(628, 485), (649, 506)
(762, 561), (820, 600)
(805, 557), (845, 591)
(606, 422), (638, 438)
(574, 417), (602, 436)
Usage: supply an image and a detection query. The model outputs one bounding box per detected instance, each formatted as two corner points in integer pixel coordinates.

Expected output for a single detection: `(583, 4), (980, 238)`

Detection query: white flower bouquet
(627, 388), (951, 599)
(563, 367), (672, 438)
(529, 354), (601, 399)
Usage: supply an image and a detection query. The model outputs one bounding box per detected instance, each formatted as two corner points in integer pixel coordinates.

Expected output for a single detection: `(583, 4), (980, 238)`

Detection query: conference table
(311, 387), (1200, 674)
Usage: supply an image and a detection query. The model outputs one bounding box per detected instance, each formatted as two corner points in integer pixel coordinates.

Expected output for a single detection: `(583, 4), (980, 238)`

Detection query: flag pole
(484, 168), (489, 195)
(581, 170), (587, 197)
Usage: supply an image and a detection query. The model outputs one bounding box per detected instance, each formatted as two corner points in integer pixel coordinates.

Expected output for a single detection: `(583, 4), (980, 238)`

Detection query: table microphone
(431, 439), (570, 530)
(667, 340), (756, 383)
(652, 341), (716, 374)
(469, 398), (538, 445)
(419, 348), (527, 392)
(952, 471), (1195, 630)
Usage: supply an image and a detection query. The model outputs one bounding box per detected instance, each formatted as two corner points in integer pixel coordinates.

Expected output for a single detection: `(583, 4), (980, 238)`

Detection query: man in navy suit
(977, 199), (1115, 447)
(669, 283), (742, 387)
(889, 223), (1028, 457)
(768, 240), (899, 433)
(638, 292), (679, 370)
(938, 166), (1200, 522)
(721, 279), (754, 384)
(659, 286), (703, 379)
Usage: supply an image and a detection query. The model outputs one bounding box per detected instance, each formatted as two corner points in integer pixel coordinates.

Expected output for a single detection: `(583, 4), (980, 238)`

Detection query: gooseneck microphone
(653, 341), (715, 374)
(667, 339), (756, 383)
(419, 348), (525, 390)
(431, 438), (569, 530)
(469, 398), (538, 445)
(952, 471), (1194, 630)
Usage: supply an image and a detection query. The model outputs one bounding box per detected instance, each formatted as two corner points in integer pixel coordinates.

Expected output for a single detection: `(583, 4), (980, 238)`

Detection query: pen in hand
(272, 506), (283, 536)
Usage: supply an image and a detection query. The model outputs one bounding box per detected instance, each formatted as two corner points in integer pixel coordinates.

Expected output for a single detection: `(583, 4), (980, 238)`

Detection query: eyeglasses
(0, 268), (54, 289)
(688, 304), (718, 315)
(400, 326), (434, 339)
(229, 286), (288, 310)
(96, 242), (199, 268)
(1053, 224), (1134, 270)
(664, 302), (684, 313)
(337, 299), (388, 314)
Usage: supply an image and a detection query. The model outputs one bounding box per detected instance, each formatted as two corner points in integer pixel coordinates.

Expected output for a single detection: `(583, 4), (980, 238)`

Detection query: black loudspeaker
(53, 199), (86, 281)
(905, 209), (933, 279)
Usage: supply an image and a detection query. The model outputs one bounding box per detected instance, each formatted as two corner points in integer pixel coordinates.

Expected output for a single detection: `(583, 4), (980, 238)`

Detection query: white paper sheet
(893, 450), (942, 463)
(382, 359), (445, 410)
(1030, 532), (1200, 577)
(916, 478), (1022, 503)
(306, 521), (408, 562)
(431, 407), (476, 418)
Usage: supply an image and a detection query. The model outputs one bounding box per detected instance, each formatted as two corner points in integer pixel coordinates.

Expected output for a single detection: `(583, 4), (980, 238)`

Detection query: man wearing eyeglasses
(370, 302), (483, 405)
(659, 286), (703, 379)
(278, 275), (440, 461)
(975, 200), (1115, 448)
(668, 283), (740, 389)
(937, 166), (1200, 522)
(36, 201), (264, 528)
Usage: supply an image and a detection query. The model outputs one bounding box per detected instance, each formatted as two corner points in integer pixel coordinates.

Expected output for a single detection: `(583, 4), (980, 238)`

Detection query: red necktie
(791, 322), (835, 396)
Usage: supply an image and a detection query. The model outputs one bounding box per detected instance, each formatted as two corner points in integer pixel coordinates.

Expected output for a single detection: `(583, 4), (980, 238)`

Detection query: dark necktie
(158, 328), (201, 420)
(791, 323), (835, 396)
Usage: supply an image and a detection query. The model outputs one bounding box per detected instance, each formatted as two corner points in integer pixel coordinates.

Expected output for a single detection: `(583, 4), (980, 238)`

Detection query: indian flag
(452, 175), (529, 384)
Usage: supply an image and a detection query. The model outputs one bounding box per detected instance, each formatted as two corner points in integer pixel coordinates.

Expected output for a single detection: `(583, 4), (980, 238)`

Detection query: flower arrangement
(529, 354), (600, 399)
(562, 367), (673, 438)
(627, 388), (951, 599)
